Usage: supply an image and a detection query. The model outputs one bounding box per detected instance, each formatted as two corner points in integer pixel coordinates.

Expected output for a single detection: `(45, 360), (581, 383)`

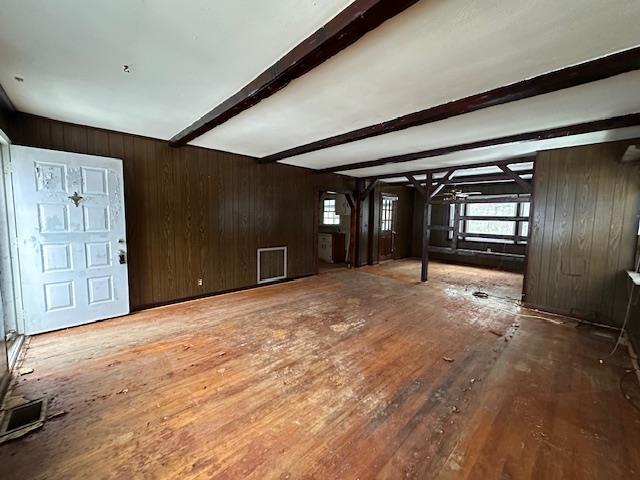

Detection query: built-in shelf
(627, 270), (640, 286)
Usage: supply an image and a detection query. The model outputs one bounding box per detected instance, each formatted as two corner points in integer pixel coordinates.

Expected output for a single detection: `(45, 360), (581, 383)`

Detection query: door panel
(12, 146), (129, 334)
(379, 196), (398, 261)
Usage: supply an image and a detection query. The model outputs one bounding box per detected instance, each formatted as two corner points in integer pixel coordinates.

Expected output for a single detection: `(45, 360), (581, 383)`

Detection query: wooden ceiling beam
(429, 169), (456, 198)
(368, 156), (535, 181)
(169, 0), (419, 147)
(405, 174), (427, 197)
(261, 46), (640, 163)
(498, 164), (532, 193)
(387, 169), (534, 187)
(360, 179), (379, 200)
(319, 113), (640, 173)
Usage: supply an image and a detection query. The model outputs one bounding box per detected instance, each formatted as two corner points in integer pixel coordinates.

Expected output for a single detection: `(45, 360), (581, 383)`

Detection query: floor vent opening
(0, 398), (47, 442)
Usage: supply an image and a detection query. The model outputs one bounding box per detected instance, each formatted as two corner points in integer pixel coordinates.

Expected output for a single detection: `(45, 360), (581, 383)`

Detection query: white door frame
(0, 129), (24, 336)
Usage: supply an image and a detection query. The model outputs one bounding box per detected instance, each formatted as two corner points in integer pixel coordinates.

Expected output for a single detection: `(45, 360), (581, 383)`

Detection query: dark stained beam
(429, 169), (456, 198)
(405, 174), (427, 196)
(344, 193), (355, 210)
(261, 46), (640, 163)
(499, 164), (532, 193)
(169, 0), (419, 147)
(389, 169), (534, 187)
(370, 156), (535, 181)
(429, 246), (525, 261)
(360, 179), (379, 200)
(441, 170), (532, 185)
(319, 113), (640, 173)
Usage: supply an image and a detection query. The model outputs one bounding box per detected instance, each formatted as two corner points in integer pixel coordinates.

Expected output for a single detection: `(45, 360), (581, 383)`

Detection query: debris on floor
(3, 396), (28, 409)
(488, 329), (503, 337)
(47, 410), (68, 421)
(442, 357), (454, 363)
(18, 367), (34, 376)
(116, 388), (128, 395)
(472, 291), (489, 299)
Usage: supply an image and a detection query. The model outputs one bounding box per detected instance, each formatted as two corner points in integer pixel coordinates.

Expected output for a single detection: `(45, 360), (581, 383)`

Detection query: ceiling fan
(441, 188), (483, 200)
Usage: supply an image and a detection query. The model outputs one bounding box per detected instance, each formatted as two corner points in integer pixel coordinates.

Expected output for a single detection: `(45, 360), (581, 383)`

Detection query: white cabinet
(318, 233), (332, 263)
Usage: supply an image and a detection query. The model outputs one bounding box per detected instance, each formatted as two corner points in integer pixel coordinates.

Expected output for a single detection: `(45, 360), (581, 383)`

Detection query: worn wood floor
(1, 259), (639, 479)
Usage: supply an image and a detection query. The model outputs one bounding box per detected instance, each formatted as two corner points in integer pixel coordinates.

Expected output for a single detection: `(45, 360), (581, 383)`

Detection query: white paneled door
(11, 146), (129, 334)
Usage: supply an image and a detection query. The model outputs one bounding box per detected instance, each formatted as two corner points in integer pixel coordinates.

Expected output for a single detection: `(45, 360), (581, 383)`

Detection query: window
(322, 198), (340, 225)
(449, 199), (530, 244)
(381, 197), (394, 231)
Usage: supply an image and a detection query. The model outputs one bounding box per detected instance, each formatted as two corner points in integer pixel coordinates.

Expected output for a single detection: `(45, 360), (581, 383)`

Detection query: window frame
(448, 196), (530, 244)
(321, 198), (340, 226)
(380, 196), (395, 232)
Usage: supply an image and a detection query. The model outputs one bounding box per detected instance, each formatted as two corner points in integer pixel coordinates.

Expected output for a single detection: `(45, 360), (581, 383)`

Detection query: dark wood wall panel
(9, 113), (353, 310)
(0, 108), (11, 138)
(526, 141), (640, 327)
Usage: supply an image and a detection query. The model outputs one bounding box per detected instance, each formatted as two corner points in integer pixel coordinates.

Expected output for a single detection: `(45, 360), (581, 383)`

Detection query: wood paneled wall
(9, 113), (353, 310)
(526, 141), (640, 327)
(0, 109), (10, 136)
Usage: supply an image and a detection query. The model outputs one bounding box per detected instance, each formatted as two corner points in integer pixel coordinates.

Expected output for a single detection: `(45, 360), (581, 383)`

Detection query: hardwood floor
(1, 259), (638, 479)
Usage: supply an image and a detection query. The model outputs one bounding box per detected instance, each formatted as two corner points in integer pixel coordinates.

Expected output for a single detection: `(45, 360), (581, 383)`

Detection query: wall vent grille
(257, 247), (287, 284)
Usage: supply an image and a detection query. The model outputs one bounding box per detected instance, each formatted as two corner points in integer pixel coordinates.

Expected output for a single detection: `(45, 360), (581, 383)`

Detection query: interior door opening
(379, 194), (398, 261)
(317, 191), (352, 273)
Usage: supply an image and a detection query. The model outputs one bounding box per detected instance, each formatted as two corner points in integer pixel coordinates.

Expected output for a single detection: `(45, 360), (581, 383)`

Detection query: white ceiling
(0, 0), (352, 139)
(1, 0), (639, 177)
(283, 70), (640, 173)
(193, 0), (640, 156)
(373, 126), (640, 182)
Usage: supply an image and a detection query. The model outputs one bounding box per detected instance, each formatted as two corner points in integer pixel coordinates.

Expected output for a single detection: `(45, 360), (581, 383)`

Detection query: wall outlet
(197, 278), (203, 286)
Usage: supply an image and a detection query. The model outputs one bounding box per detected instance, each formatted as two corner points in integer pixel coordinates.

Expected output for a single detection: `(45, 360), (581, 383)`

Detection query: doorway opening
(379, 194), (398, 261)
(317, 191), (352, 273)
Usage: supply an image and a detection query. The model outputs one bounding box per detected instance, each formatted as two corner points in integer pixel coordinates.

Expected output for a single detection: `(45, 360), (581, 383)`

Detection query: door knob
(118, 250), (127, 265)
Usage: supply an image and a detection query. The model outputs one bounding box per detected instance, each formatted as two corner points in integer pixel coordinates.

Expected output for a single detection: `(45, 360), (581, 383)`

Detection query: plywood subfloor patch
(1, 260), (638, 479)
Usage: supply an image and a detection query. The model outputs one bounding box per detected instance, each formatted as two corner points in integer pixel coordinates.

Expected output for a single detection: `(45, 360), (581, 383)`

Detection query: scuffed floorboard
(0, 260), (638, 479)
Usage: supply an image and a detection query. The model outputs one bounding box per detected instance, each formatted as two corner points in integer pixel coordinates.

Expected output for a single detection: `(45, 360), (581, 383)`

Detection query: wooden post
(354, 179), (365, 267)
(450, 202), (460, 251)
(421, 173), (432, 282)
